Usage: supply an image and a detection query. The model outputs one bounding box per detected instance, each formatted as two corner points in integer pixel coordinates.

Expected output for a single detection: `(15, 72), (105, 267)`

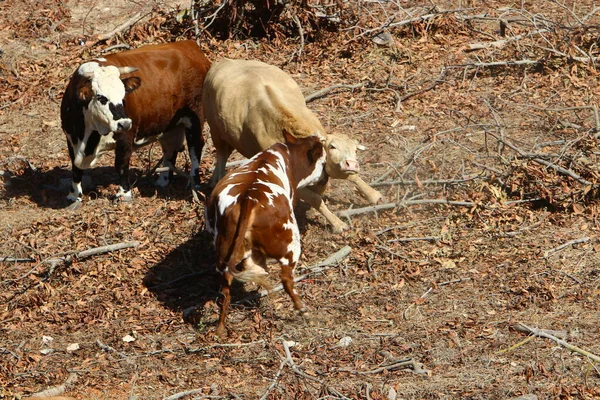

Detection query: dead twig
(403, 278), (472, 319)
(337, 199), (476, 219)
(93, 11), (147, 44)
(30, 373), (77, 398)
(543, 237), (590, 258)
(163, 390), (219, 400)
(513, 322), (600, 363)
(465, 28), (550, 51)
(0, 257), (35, 263)
(252, 246), (352, 299)
(305, 83), (365, 103)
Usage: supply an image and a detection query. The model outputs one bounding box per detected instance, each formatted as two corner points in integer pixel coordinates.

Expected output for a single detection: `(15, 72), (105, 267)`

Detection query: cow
(205, 131), (326, 337)
(202, 58), (382, 233)
(60, 40), (211, 208)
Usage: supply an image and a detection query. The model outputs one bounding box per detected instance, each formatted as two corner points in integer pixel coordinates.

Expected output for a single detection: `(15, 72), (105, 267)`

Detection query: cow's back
(203, 59), (325, 158)
(102, 40), (211, 138)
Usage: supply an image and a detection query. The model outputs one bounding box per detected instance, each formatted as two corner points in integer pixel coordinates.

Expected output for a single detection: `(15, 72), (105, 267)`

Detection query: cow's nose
(117, 120), (132, 131)
(343, 159), (360, 173)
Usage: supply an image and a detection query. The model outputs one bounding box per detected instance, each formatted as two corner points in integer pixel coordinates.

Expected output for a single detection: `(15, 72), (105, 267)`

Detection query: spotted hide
(205, 132), (326, 337)
(60, 40), (211, 207)
(202, 58), (383, 233)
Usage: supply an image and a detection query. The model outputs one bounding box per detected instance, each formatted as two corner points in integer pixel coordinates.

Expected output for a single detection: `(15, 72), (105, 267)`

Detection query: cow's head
(323, 133), (366, 179)
(76, 62), (141, 135)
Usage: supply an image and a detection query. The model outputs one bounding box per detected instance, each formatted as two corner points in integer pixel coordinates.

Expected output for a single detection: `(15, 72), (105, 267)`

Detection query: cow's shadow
(142, 227), (261, 330)
(1, 161), (202, 209)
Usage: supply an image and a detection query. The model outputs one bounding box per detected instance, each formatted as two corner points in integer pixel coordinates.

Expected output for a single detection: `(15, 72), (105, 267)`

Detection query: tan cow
(203, 58), (382, 233)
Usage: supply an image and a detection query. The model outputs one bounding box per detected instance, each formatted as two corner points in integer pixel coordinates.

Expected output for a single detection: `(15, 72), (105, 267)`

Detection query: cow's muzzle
(113, 118), (132, 133)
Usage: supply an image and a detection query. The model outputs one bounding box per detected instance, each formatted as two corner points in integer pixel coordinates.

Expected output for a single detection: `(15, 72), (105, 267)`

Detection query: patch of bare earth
(1, 1), (600, 399)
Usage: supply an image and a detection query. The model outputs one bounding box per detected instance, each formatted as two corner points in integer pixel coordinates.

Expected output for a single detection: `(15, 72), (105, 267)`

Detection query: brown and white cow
(202, 58), (382, 233)
(205, 132), (326, 336)
(60, 40), (211, 208)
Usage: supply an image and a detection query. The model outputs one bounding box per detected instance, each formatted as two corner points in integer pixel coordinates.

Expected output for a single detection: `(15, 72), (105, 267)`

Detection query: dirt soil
(2, 1), (600, 399)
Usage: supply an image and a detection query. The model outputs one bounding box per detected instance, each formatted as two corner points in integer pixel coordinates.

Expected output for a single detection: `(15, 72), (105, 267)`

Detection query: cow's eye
(96, 95), (108, 105)
(328, 143), (338, 150)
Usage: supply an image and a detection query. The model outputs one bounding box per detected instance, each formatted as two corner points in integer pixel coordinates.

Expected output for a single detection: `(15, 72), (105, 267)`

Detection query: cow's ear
(282, 128), (297, 144)
(77, 80), (93, 103)
(308, 137), (324, 163)
(122, 76), (141, 94)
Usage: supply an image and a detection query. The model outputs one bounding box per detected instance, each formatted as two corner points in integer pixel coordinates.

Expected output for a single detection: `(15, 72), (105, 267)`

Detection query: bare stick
(30, 373), (77, 398)
(163, 389), (218, 400)
(514, 322), (600, 363)
(388, 236), (439, 243)
(94, 11), (145, 44)
(337, 199), (475, 219)
(76, 241), (140, 259)
(511, 324), (568, 340)
(305, 83), (364, 103)
(452, 59), (540, 68)
(465, 28), (550, 51)
(496, 216), (546, 238)
(543, 237), (590, 258)
(243, 246), (351, 300)
(96, 339), (128, 359)
(495, 335), (535, 355)
(371, 176), (482, 187)
(0, 257), (35, 263)
(290, 13), (304, 61)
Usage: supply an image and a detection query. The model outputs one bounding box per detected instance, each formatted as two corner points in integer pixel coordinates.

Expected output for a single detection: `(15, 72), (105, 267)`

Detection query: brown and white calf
(60, 40), (211, 208)
(205, 132), (326, 336)
(202, 58), (382, 233)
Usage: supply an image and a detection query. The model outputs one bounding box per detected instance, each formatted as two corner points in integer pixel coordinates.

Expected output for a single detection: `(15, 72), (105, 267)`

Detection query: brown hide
(205, 134), (325, 336)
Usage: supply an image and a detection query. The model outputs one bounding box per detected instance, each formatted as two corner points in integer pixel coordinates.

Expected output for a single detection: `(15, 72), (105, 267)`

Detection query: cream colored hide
(203, 58), (382, 233)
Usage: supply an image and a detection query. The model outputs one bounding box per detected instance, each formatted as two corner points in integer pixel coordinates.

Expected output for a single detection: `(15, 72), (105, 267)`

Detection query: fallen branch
(485, 131), (593, 186)
(337, 199), (476, 219)
(254, 245), (352, 298)
(388, 236), (439, 243)
(348, 8), (469, 43)
(371, 176), (482, 187)
(94, 11), (146, 44)
(451, 59), (540, 68)
(2, 242), (140, 285)
(163, 389), (217, 400)
(304, 83), (364, 103)
(0, 256), (35, 263)
(30, 373), (77, 398)
(543, 237), (590, 258)
(513, 322), (600, 363)
(465, 28), (550, 51)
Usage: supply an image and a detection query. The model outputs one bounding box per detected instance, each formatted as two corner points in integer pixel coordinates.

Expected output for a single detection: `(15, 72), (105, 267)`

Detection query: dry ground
(1, 1), (600, 399)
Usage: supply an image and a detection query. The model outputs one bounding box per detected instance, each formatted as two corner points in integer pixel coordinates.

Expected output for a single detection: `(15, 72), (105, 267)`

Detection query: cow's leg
(216, 269), (233, 337)
(182, 111), (204, 189)
(210, 138), (233, 187)
(297, 187), (349, 233)
(279, 255), (307, 317)
(346, 174), (383, 204)
(66, 141), (84, 209)
(156, 126), (185, 188)
(115, 137), (134, 201)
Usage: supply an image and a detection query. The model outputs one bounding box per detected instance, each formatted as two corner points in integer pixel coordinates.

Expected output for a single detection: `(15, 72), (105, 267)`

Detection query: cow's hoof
(66, 200), (82, 210)
(115, 191), (134, 203)
(299, 311), (314, 325)
(332, 223), (349, 234)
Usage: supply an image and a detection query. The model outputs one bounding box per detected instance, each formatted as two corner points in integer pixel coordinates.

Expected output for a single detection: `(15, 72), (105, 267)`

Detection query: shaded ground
(1, 1), (600, 399)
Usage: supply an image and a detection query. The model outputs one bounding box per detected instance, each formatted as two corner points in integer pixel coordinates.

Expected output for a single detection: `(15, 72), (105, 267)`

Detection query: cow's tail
(222, 196), (271, 290)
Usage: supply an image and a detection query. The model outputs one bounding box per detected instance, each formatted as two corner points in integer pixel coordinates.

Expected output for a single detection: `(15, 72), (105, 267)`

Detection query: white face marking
(78, 62), (131, 135)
